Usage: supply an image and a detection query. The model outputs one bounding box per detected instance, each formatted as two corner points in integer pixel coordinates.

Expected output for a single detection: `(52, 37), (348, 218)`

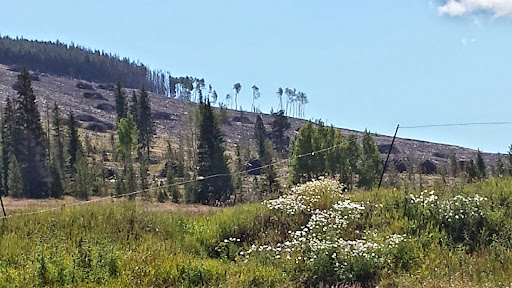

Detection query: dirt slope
(0, 64), (503, 172)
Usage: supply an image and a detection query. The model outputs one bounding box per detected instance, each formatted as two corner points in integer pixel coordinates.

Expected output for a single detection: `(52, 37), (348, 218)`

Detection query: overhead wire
(0, 140), (348, 220)
(4, 120), (511, 220)
(400, 121), (512, 129)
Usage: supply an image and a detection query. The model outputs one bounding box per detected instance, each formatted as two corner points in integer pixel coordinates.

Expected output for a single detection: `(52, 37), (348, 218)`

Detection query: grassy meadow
(2, 178), (512, 287)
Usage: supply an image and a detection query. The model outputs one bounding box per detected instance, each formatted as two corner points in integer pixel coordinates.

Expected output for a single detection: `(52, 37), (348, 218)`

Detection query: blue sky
(1, 0), (511, 152)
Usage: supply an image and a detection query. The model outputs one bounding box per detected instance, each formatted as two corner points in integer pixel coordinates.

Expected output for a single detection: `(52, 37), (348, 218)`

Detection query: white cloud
(439, 0), (512, 18)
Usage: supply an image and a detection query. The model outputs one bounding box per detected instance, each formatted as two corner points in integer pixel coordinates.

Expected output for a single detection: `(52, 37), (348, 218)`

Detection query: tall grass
(2, 178), (512, 287)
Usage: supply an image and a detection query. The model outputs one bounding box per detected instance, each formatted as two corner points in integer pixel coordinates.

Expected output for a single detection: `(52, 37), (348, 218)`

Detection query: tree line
(0, 36), (310, 120)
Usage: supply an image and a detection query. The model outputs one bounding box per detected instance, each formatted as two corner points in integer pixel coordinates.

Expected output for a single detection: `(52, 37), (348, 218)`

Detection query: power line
(401, 121), (512, 129)
(7, 119), (508, 220)
(0, 141), (348, 220)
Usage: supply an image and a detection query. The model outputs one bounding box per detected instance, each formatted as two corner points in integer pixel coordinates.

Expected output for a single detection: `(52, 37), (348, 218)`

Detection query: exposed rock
(76, 114), (99, 122)
(231, 115), (253, 125)
(7, 65), (23, 72)
(153, 111), (174, 121)
(76, 82), (95, 90)
(245, 158), (262, 175)
(393, 159), (407, 173)
(30, 73), (41, 81)
(96, 102), (116, 113)
(432, 152), (448, 159)
(378, 144), (400, 154)
(421, 160), (437, 175)
(97, 83), (114, 91)
(83, 92), (107, 101)
(84, 122), (108, 132)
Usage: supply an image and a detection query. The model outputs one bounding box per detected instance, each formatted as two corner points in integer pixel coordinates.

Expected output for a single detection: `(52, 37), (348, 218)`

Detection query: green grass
(3, 178), (512, 287)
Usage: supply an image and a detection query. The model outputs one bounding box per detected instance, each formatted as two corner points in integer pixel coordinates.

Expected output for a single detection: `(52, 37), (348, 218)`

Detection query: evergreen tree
(358, 130), (382, 189)
(290, 122), (314, 184)
(13, 68), (49, 198)
(1, 98), (15, 195)
(465, 159), (478, 182)
(196, 100), (233, 204)
(254, 115), (267, 159)
(74, 151), (91, 200)
(449, 151), (459, 178)
(311, 122), (329, 177)
(84, 133), (93, 156)
(49, 159), (63, 199)
(67, 111), (81, 171)
(496, 158), (505, 177)
(116, 116), (138, 195)
(232, 143), (244, 198)
(137, 87), (154, 161)
(7, 153), (23, 198)
(269, 110), (291, 157)
(129, 91), (139, 125)
(254, 116), (279, 195)
(114, 81), (127, 123)
(261, 139), (279, 195)
(139, 158), (150, 200)
(476, 150), (486, 180)
(166, 166), (180, 203)
(327, 129), (349, 184)
(346, 134), (361, 190)
(51, 101), (65, 170)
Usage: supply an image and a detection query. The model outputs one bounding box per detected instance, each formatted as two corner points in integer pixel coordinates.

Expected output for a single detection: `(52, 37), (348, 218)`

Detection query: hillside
(0, 64), (503, 174)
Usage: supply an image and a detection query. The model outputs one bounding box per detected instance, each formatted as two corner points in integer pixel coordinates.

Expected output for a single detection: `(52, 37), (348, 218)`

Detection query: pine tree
(49, 159), (63, 199)
(449, 151), (458, 178)
(261, 139), (279, 195)
(327, 129), (349, 184)
(346, 134), (361, 190)
(137, 87), (154, 161)
(358, 130), (382, 189)
(476, 150), (486, 180)
(496, 158), (505, 177)
(196, 100), (233, 204)
(269, 110), (291, 157)
(13, 68), (49, 198)
(114, 81), (127, 123)
(139, 157), (149, 200)
(290, 122), (314, 184)
(116, 116), (138, 196)
(1, 98), (15, 195)
(74, 151), (91, 200)
(84, 133), (93, 156)
(166, 166), (180, 203)
(129, 91), (139, 125)
(254, 115), (267, 159)
(7, 153), (23, 198)
(51, 101), (65, 170)
(465, 159), (478, 183)
(67, 111), (81, 171)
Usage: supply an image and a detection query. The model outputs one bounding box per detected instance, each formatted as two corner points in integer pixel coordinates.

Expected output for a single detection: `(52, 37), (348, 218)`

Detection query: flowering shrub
(406, 190), (490, 249)
(248, 179), (409, 285)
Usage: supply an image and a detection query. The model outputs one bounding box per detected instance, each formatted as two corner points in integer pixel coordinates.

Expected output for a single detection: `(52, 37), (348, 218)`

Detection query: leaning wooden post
(378, 124), (400, 189)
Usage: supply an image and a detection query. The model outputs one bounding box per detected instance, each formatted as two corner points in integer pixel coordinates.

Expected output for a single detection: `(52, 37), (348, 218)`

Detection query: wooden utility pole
(378, 124), (400, 189)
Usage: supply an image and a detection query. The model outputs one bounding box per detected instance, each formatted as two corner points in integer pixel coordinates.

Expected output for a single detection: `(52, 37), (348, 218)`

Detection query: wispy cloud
(461, 37), (478, 45)
(439, 0), (512, 18)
